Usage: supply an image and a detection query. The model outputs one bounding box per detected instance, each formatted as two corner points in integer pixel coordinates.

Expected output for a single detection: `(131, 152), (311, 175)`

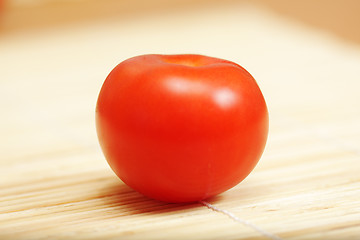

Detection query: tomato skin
(96, 54), (268, 203)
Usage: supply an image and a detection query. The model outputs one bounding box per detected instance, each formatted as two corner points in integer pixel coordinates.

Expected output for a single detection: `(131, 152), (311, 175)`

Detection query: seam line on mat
(200, 201), (283, 240)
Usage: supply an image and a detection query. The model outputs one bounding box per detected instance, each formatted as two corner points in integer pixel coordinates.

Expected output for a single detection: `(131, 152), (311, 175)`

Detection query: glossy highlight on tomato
(96, 54), (269, 203)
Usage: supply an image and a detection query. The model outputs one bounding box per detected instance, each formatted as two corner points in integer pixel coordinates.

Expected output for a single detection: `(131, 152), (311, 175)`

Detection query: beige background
(2, 0), (360, 44)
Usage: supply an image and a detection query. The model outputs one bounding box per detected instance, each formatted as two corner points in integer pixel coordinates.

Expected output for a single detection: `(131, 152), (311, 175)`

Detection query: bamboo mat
(1, 2), (360, 239)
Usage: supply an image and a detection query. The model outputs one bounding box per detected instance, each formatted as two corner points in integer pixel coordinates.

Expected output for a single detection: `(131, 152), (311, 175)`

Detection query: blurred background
(1, 0), (360, 169)
(1, 0), (360, 171)
(1, 0), (360, 43)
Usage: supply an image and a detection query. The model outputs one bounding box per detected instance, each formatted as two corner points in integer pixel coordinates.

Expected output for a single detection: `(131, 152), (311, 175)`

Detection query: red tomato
(96, 54), (268, 203)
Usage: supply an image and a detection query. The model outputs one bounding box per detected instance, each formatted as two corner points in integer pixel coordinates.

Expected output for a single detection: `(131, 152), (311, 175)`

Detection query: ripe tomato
(96, 54), (268, 203)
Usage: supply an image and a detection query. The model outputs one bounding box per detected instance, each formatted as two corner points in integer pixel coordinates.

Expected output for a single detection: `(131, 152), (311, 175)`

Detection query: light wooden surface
(1, 2), (360, 239)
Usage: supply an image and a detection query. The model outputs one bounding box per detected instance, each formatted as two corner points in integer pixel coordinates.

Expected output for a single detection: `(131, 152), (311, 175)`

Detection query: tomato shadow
(97, 180), (208, 215)
(96, 176), (274, 217)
